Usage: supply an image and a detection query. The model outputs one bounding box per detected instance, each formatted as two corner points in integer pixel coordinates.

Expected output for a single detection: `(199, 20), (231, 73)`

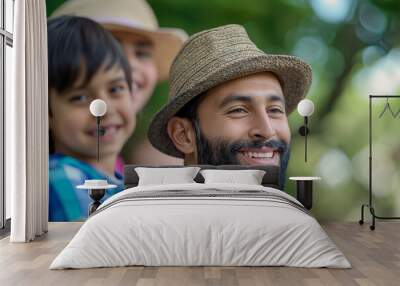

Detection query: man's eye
(69, 95), (87, 103)
(268, 108), (284, 114)
(227, 108), (247, 114)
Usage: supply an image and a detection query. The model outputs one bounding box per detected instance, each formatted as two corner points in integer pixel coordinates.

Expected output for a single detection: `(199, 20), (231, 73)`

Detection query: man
(148, 24), (312, 188)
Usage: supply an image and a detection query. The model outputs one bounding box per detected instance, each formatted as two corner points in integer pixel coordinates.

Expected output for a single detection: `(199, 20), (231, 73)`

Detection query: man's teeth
(243, 151), (274, 158)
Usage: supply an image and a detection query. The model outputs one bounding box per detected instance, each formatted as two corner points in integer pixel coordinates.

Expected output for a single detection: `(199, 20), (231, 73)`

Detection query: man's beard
(192, 120), (290, 190)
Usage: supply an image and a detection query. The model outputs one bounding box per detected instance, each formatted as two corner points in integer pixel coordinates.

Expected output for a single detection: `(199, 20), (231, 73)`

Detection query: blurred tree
(46, 0), (400, 220)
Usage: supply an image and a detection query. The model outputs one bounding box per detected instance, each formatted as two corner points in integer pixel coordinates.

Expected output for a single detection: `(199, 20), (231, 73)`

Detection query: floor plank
(0, 222), (399, 286)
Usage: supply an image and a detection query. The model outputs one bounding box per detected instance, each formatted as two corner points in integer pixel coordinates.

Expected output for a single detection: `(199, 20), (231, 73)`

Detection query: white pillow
(200, 169), (266, 185)
(135, 167), (201, 186)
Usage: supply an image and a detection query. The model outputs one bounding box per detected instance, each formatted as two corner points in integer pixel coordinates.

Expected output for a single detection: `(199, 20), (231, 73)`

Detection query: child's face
(112, 31), (158, 112)
(49, 64), (136, 160)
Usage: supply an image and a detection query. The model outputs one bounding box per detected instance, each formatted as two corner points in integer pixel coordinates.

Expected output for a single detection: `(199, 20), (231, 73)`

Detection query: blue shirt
(49, 153), (124, 221)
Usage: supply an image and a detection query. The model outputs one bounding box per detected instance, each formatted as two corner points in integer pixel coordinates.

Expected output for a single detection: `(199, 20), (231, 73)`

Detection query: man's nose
(248, 112), (277, 141)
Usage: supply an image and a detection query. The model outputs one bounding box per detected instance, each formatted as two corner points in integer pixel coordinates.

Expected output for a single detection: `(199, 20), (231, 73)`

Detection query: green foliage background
(47, 0), (400, 221)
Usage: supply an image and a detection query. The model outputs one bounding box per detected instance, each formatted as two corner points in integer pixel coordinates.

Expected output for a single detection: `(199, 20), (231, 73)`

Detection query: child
(48, 16), (136, 221)
(51, 0), (187, 165)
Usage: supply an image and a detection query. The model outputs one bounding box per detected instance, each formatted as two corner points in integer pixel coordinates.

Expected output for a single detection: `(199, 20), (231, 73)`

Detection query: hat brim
(148, 53), (312, 158)
(103, 24), (188, 81)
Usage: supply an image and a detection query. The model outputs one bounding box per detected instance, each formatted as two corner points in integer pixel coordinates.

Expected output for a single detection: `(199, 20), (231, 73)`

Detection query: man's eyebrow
(219, 95), (252, 108)
(218, 93), (285, 108)
(267, 94), (285, 104)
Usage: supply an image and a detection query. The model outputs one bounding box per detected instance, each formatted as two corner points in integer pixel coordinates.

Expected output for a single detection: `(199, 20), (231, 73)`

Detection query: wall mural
(46, 0), (400, 222)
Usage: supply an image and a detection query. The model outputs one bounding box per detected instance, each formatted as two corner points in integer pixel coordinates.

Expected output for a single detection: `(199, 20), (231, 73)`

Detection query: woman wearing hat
(51, 0), (187, 166)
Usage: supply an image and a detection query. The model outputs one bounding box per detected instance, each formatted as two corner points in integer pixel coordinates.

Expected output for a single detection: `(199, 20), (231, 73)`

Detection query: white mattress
(50, 183), (351, 269)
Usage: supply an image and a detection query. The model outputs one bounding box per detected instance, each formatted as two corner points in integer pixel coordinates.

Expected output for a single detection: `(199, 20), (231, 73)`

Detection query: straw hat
(148, 24), (312, 158)
(51, 0), (188, 81)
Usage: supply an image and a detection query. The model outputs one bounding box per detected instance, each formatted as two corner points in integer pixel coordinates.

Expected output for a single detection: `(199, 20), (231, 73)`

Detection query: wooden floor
(0, 222), (399, 286)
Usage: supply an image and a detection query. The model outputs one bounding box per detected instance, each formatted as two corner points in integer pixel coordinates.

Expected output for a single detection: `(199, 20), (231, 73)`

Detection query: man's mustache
(230, 139), (287, 154)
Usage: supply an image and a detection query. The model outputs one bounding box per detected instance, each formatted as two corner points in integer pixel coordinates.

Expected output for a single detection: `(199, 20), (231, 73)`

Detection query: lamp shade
(90, 99), (107, 117)
(297, 99), (315, 117)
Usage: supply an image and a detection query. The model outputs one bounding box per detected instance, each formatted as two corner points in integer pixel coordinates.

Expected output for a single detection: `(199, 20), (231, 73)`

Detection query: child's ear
(167, 117), (196, 155)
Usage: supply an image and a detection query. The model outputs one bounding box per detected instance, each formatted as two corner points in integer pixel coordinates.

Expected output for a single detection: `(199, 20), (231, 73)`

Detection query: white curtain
(7, 0), (48, 242)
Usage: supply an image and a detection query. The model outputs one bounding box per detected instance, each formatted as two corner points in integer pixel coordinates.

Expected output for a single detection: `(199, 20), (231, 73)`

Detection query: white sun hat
(51, 0), (188, 81)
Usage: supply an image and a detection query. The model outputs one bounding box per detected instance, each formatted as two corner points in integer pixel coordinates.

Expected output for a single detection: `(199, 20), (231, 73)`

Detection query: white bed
(50, 183), (351, 269)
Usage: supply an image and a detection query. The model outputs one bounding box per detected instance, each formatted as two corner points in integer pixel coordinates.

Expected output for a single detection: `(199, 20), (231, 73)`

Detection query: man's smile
(237, 147), (281, 166)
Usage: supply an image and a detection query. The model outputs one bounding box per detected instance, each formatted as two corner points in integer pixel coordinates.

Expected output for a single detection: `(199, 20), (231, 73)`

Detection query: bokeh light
(354, 48), (400, 97)
(317, 148), (352, 188)
(309, 0), (355, 23)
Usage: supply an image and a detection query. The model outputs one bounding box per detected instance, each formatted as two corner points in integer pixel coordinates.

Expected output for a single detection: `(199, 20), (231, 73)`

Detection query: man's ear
(167, 117), (196, 156)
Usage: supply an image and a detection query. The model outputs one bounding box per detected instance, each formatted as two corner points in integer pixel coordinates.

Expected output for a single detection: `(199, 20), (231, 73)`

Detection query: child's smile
(86, 123), (124, 143)
(49, 64), (136, 164)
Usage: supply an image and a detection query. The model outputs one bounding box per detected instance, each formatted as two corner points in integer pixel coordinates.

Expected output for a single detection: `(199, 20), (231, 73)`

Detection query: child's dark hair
(48, 16), (132, 153)
(48, 15), (132, 94)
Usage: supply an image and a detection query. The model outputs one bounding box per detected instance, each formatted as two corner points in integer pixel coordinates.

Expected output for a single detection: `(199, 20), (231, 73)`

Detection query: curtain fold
(8, 0), (48, 242)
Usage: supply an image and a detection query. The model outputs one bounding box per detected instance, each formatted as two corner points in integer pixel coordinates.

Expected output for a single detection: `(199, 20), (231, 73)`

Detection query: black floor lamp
(297, 99), (315, 162)
(359, 95), (400, 230)
(77, 99), (116, 216)
(89, 99), (107, 162)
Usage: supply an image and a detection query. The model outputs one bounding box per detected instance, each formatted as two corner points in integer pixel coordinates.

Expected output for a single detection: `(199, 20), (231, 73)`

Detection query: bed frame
(123, 165), (316, 209)
(124, 165), (280, 190)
